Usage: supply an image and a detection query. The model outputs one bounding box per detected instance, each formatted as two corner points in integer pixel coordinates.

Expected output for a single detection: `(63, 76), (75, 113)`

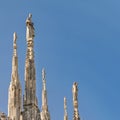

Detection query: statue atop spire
(72, 82), (80, 120)
(25, 14), (35, 60)
(26, 13), (35, 40)
(23, 14), (41, 120)
(64, 97), (68, 120)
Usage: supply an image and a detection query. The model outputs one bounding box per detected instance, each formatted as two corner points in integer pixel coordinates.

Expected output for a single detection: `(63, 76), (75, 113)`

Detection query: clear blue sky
(0, 0), (120, 120)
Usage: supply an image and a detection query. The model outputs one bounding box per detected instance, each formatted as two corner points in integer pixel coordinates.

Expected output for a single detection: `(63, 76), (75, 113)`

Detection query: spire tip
(13, 32), (17, 43)
(42, 68), (46, 80)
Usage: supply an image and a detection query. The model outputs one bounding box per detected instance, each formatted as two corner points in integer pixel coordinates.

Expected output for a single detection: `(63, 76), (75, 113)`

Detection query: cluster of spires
(1, 14), (80, 120)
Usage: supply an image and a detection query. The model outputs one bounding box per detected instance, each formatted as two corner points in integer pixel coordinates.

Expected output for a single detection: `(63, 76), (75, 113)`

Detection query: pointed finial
(64, 97), (68, 120)
(26, 13), (32, 23)
(13, 32), (17, 56)
(42, 68), (46, 80)
(42, 68), (46, 90)
(64, 97), (67, 109)
(13, 32), (17, 44)
(72, 82), (80, 120)
(28, 13), (32, 19)
(64, 97), (67, 115)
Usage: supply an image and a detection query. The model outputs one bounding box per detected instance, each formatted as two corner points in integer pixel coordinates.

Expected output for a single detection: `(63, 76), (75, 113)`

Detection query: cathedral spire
(42, 68), (46, 90)
(42, 68), (47, 107)
(72, 82), (80, 120)
(41, 68), (50, 120)
(24, 13), (36, 106)
(11, 32), (18, 79)
(13, 32), (17, 56)
(26, 13), (35, 60)
(64, 97), (68, 120)
(23, 14), (41, 120)
(8, 32), (22, 120)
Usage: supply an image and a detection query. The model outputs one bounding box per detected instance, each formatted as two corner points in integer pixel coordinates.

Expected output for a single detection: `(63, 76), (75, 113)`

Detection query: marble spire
(64, 97), (68, 120)
(13, 32), (17, 56)
(23, 14), (41, 120)
(24, 13), (36, 105)
(8, 32), (22, 120)
(41, 68), (50, 120)
(72, 82), (80, 120)
(42, 68), (47, 107)
(12, 32), (18, 76)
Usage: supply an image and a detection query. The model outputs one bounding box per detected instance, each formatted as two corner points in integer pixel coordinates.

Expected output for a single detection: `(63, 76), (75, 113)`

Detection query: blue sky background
(0, 0), (120, 120)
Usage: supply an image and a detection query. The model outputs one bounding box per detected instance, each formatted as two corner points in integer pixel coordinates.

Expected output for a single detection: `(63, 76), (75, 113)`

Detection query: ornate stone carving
(8, 32), (22, 120)
(41, 68), (50, 120)
(26, 14), (35, 40)
(23, 14), (40, 120)
(1, 14), (82, 120)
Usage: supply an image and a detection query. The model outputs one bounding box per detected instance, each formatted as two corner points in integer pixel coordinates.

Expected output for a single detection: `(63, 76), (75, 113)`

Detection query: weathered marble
(0, 14), (81, 120)
(72, 82), (80, 120)
(41, 68), (50, 120)
(23, 14), (41, 120)
(8, 32), (22, 120)
(64, 97), (68, 120)
(0, 112), (7, 120)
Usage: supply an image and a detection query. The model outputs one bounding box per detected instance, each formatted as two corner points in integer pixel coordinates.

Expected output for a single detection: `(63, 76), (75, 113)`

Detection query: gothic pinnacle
(42, 68), (46, 90)
(23, 15), (41, 120)
(42, 68), (48, 108)
(41, 68), (50, 120)
(12, 32), (18, 79)
(72, 82), (80, 120)
(26, 14), (34, 60)
(13, 32), (17, 56)
(8, 32), (22, 120)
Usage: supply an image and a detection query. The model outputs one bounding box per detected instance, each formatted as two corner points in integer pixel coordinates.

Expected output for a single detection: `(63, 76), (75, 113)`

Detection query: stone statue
(26, 13), (35, 39)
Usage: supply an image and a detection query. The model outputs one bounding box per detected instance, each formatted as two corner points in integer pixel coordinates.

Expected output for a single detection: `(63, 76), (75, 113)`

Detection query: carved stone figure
(26, 14), (35, 39)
